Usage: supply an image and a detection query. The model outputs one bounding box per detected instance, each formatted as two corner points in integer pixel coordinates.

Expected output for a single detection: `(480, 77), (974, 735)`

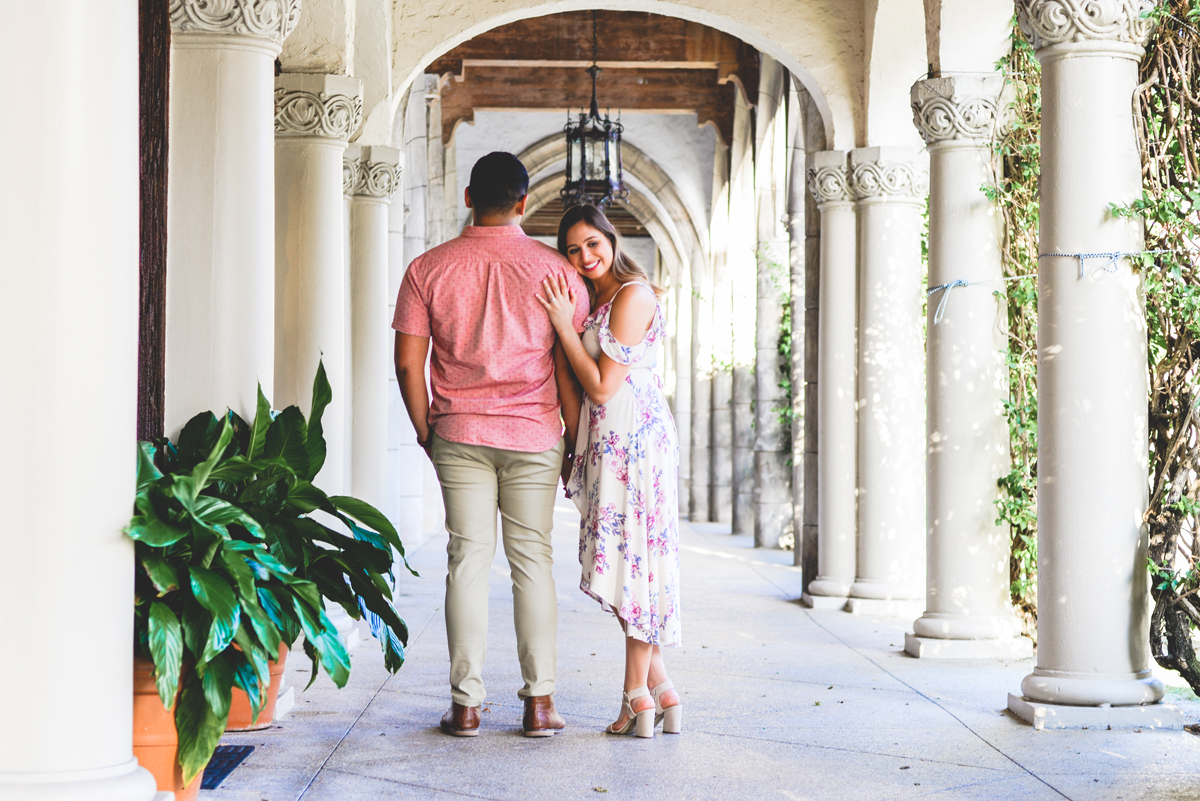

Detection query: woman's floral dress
(565, 282), (681, 646)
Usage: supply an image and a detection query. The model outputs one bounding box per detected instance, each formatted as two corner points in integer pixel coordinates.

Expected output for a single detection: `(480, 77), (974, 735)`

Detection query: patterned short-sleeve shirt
(392, 225), (590, 453)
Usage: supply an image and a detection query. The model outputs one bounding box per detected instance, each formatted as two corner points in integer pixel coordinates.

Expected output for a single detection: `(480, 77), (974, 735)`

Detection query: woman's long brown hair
(556, 204), (663, 307)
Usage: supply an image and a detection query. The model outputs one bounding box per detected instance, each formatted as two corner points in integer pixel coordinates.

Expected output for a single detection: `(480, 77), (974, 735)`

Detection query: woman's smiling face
(564, 221), (614, 281)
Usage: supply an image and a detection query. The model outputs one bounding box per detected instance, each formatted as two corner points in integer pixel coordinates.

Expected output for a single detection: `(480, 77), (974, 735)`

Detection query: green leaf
(306, 360), (332, 481)
(328, 496), (401, 552)
(230, 652), (265, 723)
(265, 406), (310, 476)
(199, 651), (235, 718)
(125, 515), (188, 547)
(286, 480), (329, 514)
(190, 414), (235, 498)
(193, 496), (266, 540)
(189, 566), (241, 663)
(180, 597), (210, 659)
(249, 383), (273, 461)
(142, 553), (180, 595)
(148, 602), (183, 707)
(176, 412), (223, 470)
(136, 442), (163, 491)
(220, 548), (257, 601)
(233, 624), (271, 706)
(207, 456), (258, 483)
(258, 587), (301, 644)
(175, 674), (228, 786)
(291, 595), (350, 688)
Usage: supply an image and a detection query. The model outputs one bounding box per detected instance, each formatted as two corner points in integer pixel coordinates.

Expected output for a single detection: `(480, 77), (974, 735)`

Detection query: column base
(1021, 669), (1165, 707)
(807, 576), (854, 598)
(800, 592), (848, 610)
(1007, 693), (1183, 731)
(845, 597), (925, 618)
(274, 686), (296, 719)
(0, 759), (157, 801)
(905, 632), (1033, 659)
(912, 612), (1023, 641)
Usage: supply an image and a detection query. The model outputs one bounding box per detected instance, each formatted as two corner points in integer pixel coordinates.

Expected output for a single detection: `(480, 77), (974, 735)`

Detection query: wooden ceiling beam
(439, 65), (737, 146)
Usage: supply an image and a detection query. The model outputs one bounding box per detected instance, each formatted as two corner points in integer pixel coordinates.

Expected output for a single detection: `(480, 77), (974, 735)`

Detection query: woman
(536, 204), (682, 739)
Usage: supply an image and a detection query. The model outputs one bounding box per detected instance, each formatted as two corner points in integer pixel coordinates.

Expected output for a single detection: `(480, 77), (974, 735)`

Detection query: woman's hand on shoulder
(536, 274), (579, 335)
(608, 283), (656, 346)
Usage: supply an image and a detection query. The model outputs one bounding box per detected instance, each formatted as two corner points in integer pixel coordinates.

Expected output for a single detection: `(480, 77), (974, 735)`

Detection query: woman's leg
(647, 645), (679, 707)
(611, 619), (655, 728)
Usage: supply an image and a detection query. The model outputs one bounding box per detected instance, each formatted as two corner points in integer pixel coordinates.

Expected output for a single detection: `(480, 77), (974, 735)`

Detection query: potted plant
(128, 363), (413, 790)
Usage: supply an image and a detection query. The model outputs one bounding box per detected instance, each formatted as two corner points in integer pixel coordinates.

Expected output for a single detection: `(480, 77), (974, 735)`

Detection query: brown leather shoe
(440, 702), (480, 737)
(522, 695), (565, 737)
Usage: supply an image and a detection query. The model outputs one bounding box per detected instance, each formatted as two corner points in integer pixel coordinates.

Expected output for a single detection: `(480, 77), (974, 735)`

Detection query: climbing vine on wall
(1117, 0), (1200, 695)
(986, 23), (1042, 636)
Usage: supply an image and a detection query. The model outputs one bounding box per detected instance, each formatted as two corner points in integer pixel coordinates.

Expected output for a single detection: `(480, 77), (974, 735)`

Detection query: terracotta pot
(225, 643), (289, 731)
(133, 657), (201, 801)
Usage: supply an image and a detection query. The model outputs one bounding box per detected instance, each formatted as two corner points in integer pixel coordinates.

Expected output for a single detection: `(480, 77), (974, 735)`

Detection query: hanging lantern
(561, 13), (628, 209)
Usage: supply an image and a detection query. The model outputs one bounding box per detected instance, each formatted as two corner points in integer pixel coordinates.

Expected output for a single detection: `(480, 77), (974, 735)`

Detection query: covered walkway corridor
(208, 502), (1200, 801)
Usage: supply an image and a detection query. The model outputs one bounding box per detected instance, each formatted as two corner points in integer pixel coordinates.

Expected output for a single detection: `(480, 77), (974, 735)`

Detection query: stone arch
(388, 0), (853, 149)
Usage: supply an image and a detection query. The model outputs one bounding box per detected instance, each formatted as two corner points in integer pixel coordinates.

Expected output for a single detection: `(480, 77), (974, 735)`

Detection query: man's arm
(394, 332), (433, 458)
(554, 340), (583, 445)
(553, 340), (583, 488)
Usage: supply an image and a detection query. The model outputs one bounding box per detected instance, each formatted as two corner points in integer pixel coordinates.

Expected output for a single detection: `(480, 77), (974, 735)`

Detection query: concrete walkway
(210, 497), (1200, 801)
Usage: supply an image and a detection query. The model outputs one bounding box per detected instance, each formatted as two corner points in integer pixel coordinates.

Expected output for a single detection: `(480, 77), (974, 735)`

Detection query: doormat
(201, 745), (255, 790)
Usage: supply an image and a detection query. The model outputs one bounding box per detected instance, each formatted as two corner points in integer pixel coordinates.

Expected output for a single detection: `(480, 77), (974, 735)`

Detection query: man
(392, 151), (589, 737)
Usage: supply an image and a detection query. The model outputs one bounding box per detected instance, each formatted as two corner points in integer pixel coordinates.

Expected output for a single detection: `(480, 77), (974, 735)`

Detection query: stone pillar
(847, 147), (928, 615)
(274, 73), (363, 495)
(164, 0), (301, 435)
(0, 3), (155, 799)
(730, 90), (757, 535)
(802, 152), (859, 607)
(349, 146), (402, 511)
(753, 57), (793, 549)
(674, 270), (694, 512)
(905, 76), (1030, 658)
(709, 205), (735, 525)
(1008, 0), (1166, 722)
(690, 280), (713, 521)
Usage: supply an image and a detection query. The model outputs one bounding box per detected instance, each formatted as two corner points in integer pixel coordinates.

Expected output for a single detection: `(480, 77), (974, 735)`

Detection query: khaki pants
(430, 432), (564, 707)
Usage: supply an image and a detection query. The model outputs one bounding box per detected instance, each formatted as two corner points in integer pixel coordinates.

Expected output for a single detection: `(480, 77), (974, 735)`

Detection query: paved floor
(210, 497), (1200, 801)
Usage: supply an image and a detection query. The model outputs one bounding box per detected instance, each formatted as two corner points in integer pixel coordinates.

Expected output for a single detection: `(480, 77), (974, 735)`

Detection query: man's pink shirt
(392, 225), (590, 453)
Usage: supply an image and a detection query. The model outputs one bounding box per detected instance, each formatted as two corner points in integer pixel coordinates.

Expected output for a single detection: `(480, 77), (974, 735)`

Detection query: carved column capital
(353, 146), (402, 199)
(169, 0), (302, 44)
(848, 147), (929, 202)
(911, 75), (1012, 147)
(343, 143), (361, 196)
(805, 151), (852, 206)
(274, 74), (363, 142)
(1016, 0), (1157, 51)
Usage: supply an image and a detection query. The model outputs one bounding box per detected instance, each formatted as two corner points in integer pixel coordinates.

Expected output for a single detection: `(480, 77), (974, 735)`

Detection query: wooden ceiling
(428, 12), (760, 147)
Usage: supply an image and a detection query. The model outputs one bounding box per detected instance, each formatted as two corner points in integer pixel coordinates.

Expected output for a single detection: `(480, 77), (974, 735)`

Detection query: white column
(164, 0), (299, 435)
(0, 3), (154, 800)
(349, 146), (402, 511)
(674, 271), (694, 512)
(847, 147), (928, 615)
(690, 279), (713, 522)
(802, 152), (859, 607)
(1009, 0), (1165, 721)
(905, 76), (1030, 658)
(274, 73), (363, 495)
(753, 57), (793, 549)
(343, 144), (358, 491)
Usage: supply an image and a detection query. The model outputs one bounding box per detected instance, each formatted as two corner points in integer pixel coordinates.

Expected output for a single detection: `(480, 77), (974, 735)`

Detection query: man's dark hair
(468, 152), (529, 216)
